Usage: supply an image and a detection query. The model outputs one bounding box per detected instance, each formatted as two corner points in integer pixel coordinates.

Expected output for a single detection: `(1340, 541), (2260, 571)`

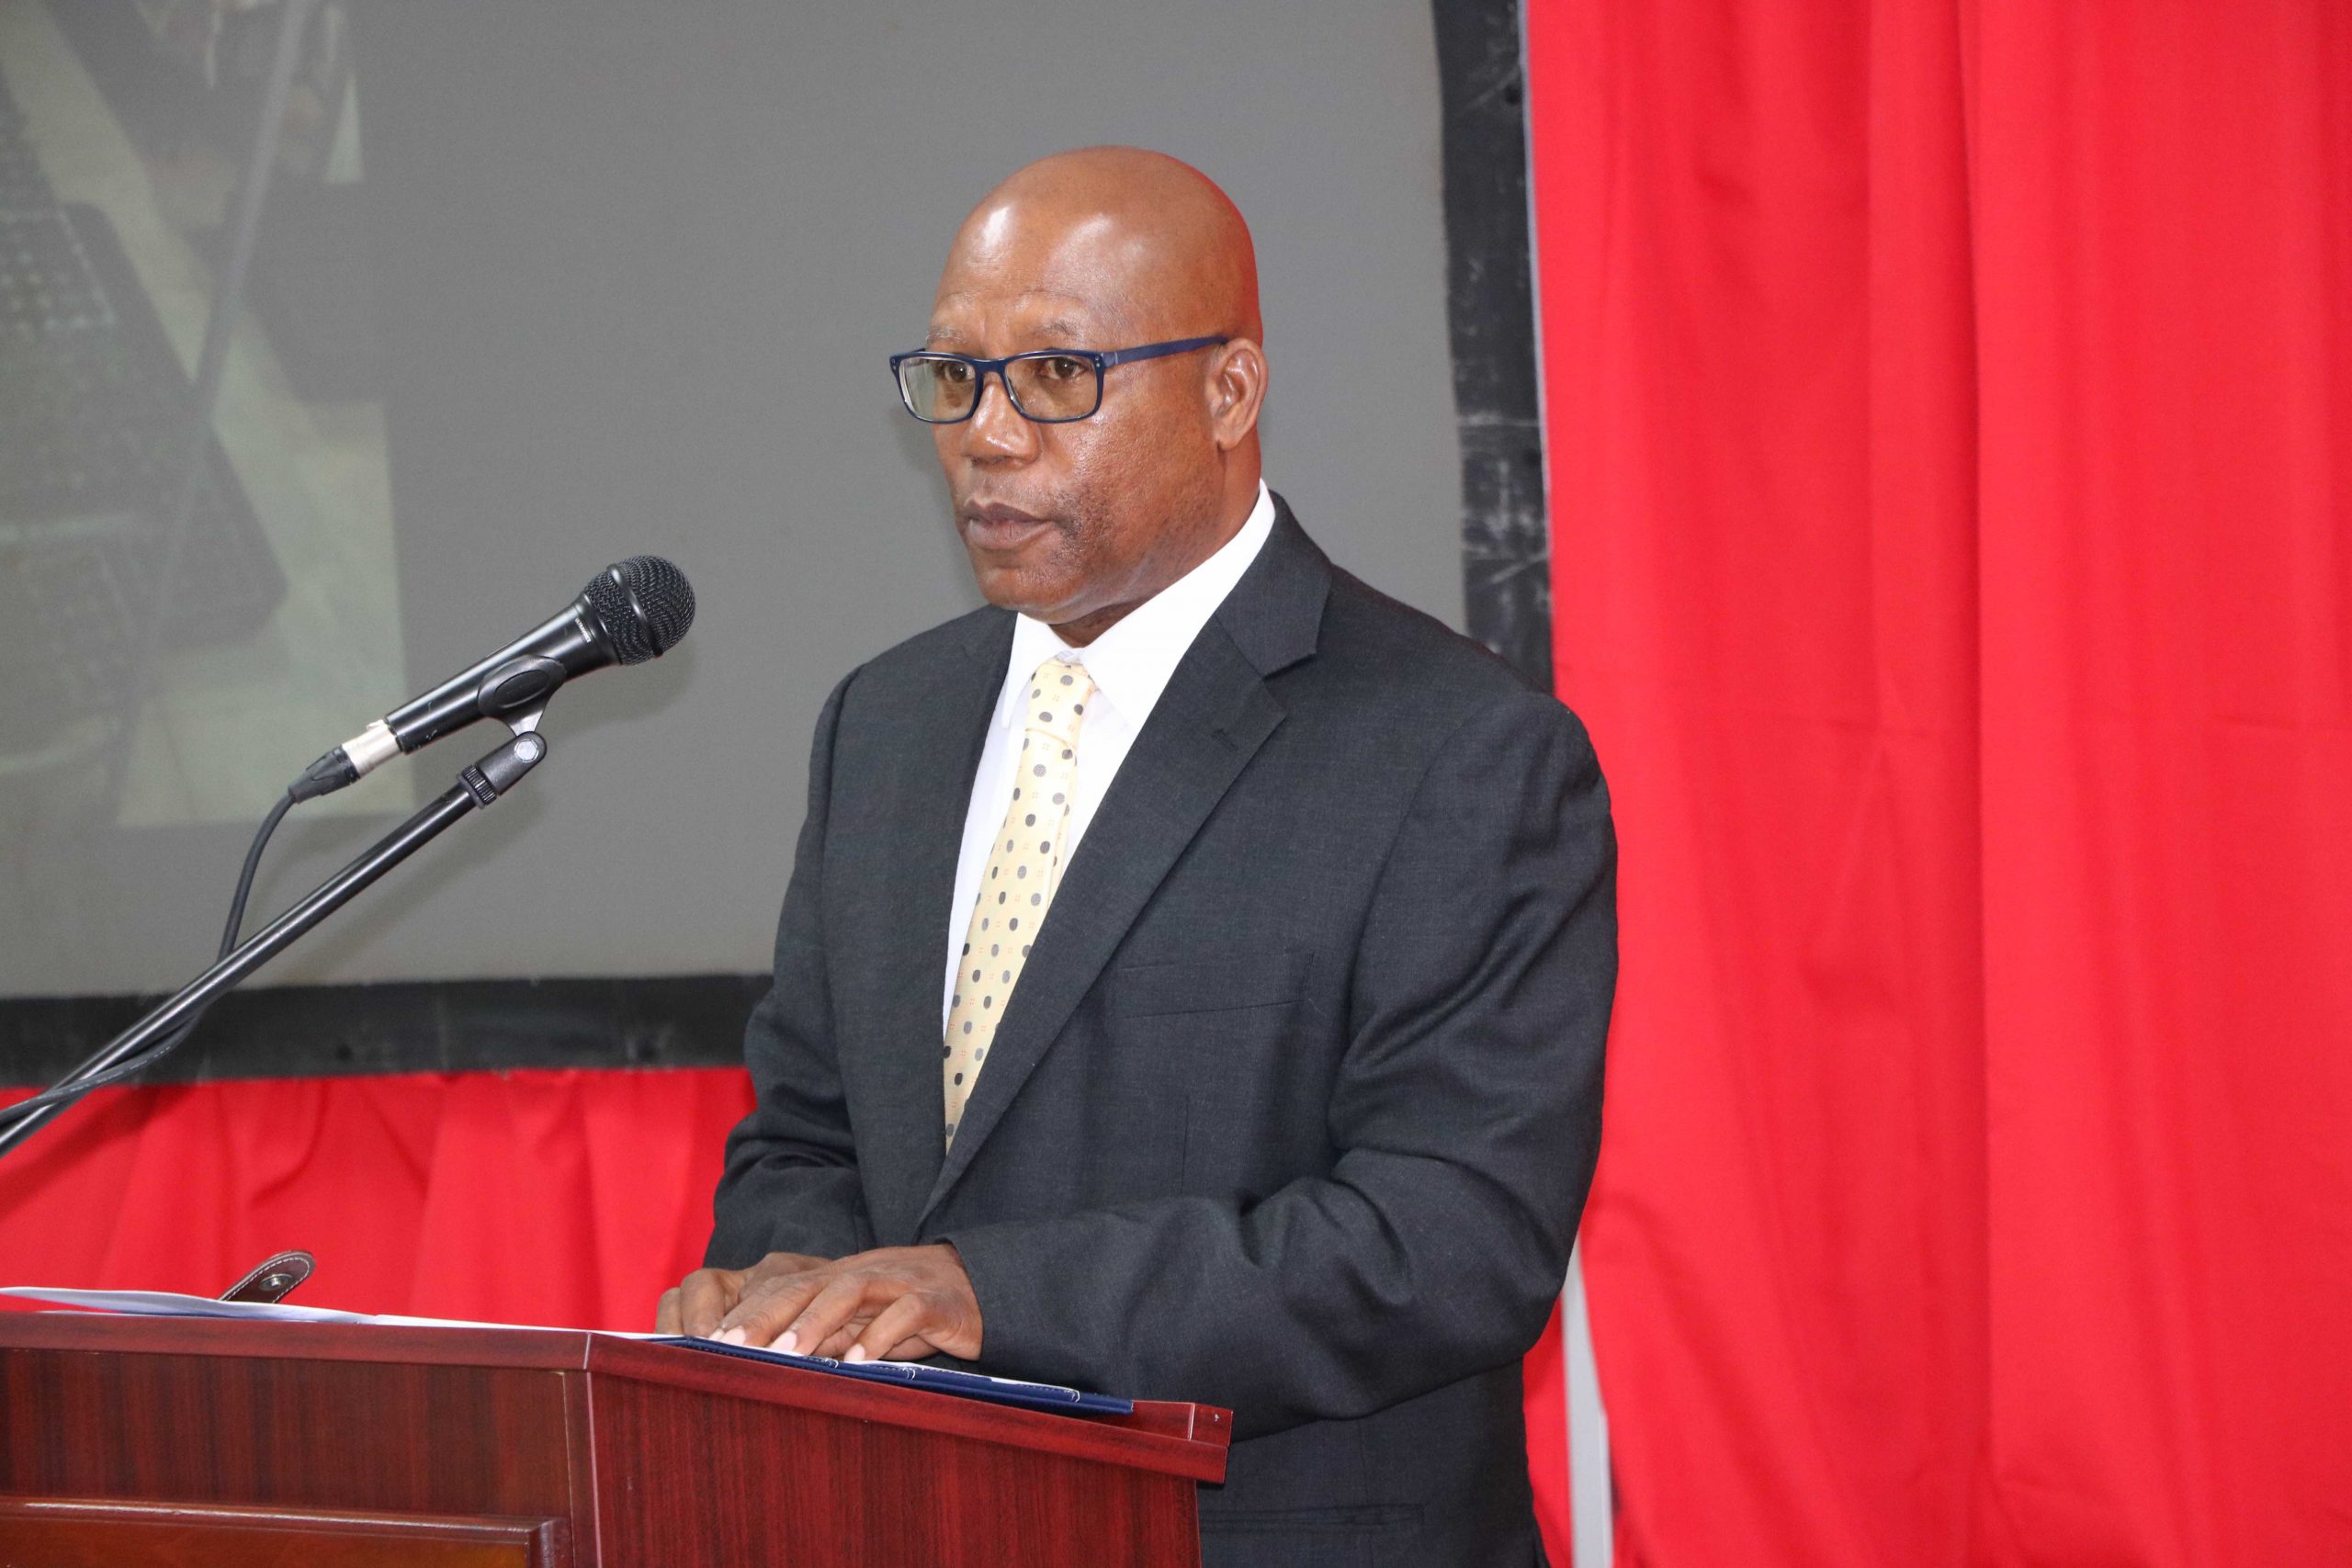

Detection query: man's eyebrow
(922, 302), (1106, 349)
(930, 319), (1093, 346)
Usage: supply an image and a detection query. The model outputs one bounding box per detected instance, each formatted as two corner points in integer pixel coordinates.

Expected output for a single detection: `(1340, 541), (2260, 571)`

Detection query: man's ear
(1206, 339), (1268, 451)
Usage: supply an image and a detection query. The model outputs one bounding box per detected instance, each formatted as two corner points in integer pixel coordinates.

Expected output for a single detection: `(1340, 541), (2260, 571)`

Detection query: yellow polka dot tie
(944, 655), (1096, 1147)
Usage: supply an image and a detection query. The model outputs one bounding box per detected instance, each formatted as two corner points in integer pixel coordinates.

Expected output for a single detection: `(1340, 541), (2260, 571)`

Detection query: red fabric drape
(1522, 1297), (1573, 1563)
(0, 1070), (750, 1327)
(1529, 2), (2351, 1564)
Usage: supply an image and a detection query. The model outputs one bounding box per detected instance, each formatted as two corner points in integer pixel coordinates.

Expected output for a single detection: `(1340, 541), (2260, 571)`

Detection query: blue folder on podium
(655, 1333), (1134, 1416)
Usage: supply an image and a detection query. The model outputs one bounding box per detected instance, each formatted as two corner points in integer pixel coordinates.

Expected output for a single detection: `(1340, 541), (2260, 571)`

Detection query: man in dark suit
(660, 146), (1614, 1566)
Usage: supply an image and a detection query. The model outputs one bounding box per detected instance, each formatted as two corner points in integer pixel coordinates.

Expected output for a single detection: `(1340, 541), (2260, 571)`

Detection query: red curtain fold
(0, 1070), (750, 1329)
(1529, 2), (2351, 1564)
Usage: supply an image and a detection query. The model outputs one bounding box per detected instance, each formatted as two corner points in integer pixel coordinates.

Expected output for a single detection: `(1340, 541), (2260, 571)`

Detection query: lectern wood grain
(0, 1346), (575, 1519)
(0, 1314), (1229, 1567)
(591, 1370), (1198, 1567)
(0, 1498), (562, 1568)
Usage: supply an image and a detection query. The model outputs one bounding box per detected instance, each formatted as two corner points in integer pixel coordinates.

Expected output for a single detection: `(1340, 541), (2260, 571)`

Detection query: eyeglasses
(889, 335), (1229, 424)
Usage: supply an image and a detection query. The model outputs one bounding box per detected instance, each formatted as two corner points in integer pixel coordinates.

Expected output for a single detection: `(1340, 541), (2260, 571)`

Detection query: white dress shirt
(940, 481), (1278, 1028)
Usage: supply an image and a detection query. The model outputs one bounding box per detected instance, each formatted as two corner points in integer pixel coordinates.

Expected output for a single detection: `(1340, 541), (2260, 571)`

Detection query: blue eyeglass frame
(888, 334), (1230, 423)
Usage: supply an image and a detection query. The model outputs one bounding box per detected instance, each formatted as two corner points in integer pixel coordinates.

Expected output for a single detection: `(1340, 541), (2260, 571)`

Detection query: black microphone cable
(0, 790), (297, 1128)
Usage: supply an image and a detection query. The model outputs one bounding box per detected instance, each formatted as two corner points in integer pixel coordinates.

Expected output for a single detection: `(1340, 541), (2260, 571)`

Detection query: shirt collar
(1001, 480), (1277, 731)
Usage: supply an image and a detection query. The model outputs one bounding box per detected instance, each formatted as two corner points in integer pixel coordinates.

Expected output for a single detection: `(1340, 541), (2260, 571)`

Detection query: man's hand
(655, 1250), (831, 1337)
(708, 1244), (981, 1363)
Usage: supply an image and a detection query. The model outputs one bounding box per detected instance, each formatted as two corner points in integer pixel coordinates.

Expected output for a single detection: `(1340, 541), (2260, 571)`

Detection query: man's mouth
(960, 502), (1055, 549)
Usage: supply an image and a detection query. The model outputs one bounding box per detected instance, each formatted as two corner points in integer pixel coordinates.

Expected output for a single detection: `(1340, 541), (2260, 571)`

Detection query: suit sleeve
(944, 689), (1615, 1438)
(705, 671), (876, 1267)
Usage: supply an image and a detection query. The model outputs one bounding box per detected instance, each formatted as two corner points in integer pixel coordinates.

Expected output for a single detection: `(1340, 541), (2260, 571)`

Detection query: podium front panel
(0, 1314), (1227, 1568)
(593, 1371), (1198, 1567)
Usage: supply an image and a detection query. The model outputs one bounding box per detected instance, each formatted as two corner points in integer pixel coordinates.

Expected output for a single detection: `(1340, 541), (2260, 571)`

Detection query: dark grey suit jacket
(710, 498), (1614, 1567)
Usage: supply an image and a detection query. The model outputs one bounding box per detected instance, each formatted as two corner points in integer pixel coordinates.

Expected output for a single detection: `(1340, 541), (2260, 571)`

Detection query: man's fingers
(716, 1268), (831, 1348)
(672, 1252), (829, 1339)
(776, 1273), (876, 1357)
(702, 1247), (979, 1359)
(808, 1314), (877, 1360)
(664, 1249), (907, 1349)
(675, 1267), (746, 1338)
(844, 1292), (933, 1364)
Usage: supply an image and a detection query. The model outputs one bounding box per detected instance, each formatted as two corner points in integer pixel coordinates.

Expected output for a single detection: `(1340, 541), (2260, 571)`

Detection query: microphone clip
(474, 654), (567, 726)
(458, 728), (548, 807)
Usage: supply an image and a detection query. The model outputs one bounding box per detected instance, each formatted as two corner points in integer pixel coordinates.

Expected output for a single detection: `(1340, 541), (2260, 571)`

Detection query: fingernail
(776, 1332), (798, 1356)
(844, 1346), (867, 1363)
(718, 1327), (745, 1346)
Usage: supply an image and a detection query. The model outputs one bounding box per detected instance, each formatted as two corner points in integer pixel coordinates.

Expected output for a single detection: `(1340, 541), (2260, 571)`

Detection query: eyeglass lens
(898, 354), (1101, 423)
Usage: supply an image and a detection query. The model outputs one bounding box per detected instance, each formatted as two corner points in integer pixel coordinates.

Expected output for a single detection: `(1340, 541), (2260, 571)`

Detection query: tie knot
(1023, 657), (1095, 745)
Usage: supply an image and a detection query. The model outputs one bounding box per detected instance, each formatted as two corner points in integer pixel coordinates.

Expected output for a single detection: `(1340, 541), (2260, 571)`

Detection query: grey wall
(3, 0), (1463, 996)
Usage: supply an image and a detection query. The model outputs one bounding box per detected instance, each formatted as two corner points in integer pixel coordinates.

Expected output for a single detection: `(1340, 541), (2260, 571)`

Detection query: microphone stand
(0, 726), (550, 1160)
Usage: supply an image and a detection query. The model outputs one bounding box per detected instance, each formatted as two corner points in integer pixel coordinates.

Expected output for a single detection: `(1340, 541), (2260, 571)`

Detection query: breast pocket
(1110, 948), (1311, 1018)
(1107, 949), (1318, 1192)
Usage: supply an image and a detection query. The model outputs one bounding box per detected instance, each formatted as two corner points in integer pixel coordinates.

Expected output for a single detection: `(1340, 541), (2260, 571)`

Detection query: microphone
(291, 555), (695, 801)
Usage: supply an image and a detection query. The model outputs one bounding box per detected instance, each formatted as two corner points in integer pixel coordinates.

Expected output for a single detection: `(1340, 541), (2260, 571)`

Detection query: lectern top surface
(0, 1309), (1232, 1483)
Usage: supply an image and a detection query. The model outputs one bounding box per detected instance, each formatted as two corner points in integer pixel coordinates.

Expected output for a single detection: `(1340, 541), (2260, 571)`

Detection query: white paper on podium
(1, 1286), (372, 1322)
(0, 1286), (663, 1336)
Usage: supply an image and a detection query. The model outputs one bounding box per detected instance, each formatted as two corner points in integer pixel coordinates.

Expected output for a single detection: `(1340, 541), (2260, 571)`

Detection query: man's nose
(957, 370), (1042, 462)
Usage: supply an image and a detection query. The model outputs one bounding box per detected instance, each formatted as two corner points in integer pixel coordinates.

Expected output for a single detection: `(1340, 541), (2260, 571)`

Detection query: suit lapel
(850, 609), (1011, 1246)
(917, 500), (1331, 1226)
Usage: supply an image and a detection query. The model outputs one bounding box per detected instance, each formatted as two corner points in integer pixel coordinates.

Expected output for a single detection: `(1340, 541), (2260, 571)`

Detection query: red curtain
(1522, 1297), (1573, 1562)
(1528, 2), (2351, 1564)
(0, 1070), (748, 1328)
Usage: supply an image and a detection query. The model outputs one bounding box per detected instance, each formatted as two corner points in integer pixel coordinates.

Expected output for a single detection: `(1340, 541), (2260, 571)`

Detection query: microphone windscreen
(584, 556), (696, 663)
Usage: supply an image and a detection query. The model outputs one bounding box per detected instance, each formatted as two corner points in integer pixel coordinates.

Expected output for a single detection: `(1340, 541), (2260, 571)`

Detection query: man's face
(924, 208), (1229, 642)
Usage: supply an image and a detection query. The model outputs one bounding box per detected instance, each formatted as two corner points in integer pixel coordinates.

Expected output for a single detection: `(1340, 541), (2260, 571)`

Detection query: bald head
(941, 148), (1261, 350)
(920, 148), (1271, 645)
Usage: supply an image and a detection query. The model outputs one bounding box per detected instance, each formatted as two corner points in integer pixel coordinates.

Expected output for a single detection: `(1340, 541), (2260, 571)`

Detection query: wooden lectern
(0, 1312), (1229, 1566)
